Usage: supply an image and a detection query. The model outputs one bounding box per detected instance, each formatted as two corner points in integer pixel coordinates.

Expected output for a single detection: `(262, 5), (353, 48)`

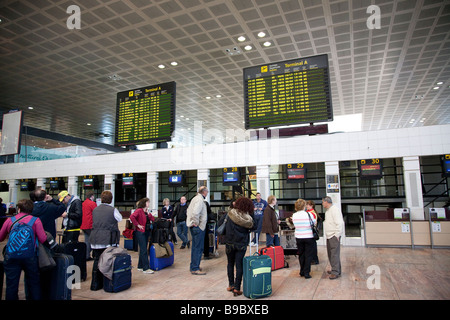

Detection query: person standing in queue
(186, 186), (208, 275)
(261, 195), (280, 247)
(173, 196), (189, 249)
(162, 198), (177, 244)
(306, 200), (320, 265)
(89, 191), (122, 290)
(251, 192), (267, 246)
(222, 197), (255, 296)
(130, 197), (154, 274)
(292, 199), (316, 279)
(322, 196), (344, 280)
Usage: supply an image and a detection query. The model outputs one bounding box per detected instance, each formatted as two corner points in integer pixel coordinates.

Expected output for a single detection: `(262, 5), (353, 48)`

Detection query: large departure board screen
(115, 81), (176, 146)
(244, 54), (333, 129)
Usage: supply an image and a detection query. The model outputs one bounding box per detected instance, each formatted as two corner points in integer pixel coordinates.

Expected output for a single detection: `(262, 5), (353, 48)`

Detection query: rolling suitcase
(45, 253), (74, 300)
(207, 221), (218, 255)
(259, 246), (288, 271)
(243, 233), (272, 299)
(103, 253), (132, 293)
(62, 241), (87, 281)
(149, 241), (174, 271)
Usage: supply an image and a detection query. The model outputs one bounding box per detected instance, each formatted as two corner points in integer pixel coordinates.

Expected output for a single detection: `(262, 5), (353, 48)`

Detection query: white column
(104, 174), (115, 206)
(403, 156), (425, 220)
(36, 178), (46, 189)
(8, 179), (19, 207)
(197, 169), (210, 202)
(147, 172), (159, 213)
(324, 161), (346, 245)
(256, 165), (270, 200)
(67, 176), (78, 196)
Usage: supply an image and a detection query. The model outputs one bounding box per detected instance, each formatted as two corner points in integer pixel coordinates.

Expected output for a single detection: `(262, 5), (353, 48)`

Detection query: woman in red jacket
(130, 197), (154, 274)
(81, 191), (97, 260)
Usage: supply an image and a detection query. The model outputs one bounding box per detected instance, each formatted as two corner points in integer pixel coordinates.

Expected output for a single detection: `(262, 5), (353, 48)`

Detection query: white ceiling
(0, 0), (449, 147)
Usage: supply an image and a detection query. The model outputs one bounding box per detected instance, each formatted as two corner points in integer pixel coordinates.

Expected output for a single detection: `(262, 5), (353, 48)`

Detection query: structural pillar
(324, 161), (346, 245)
(104, 174), (115, 206)
(67, 176), (78, 196)
(403, 156), (425, 220)
(256, 165), (270, 201)
(147, 172), (159, 213)
(197, 169), (210, 203)
(8, 179), (18, 207)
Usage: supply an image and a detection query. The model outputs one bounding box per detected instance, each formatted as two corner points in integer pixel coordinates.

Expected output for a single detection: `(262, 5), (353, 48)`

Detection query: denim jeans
(265, 233), (280, 247)
(4, 255), (41, 300)
(135, 230), (150, 270)
(189, 226), (205, 272)
(251, 214), (263, 244)
(176, 221), (188, 246)
(226, 244), (247, 290)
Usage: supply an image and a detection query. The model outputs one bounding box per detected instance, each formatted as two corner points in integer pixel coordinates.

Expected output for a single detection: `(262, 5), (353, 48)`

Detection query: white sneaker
(137, 268), (143, 271)
(250, 243), (257, 247)
(143, 269), (154, 274)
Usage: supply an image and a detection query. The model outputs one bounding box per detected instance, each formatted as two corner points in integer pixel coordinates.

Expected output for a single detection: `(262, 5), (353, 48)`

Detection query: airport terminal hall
(1, 0), (450, 305)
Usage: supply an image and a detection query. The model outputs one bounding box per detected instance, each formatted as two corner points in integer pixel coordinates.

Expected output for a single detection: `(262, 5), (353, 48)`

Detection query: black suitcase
(103, 253), (132, 293)
(62, 242), (87, 281)
(44, 253), (74, 300)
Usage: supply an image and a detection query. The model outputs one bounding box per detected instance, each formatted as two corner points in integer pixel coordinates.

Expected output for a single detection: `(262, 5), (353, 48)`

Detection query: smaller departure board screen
(286, 163), (307, 183)
(359, 159), (383, 180)
(115, 81), (176, 146)
(441, 154), (450, 178)
(223, 167), (240, 186)
(244, 54), (333, 129)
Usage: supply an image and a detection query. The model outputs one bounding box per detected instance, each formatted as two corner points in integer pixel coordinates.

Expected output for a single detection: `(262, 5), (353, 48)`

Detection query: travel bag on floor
(62, 241), (87, 281)
(149, 241), (174, 271)
(259, 246), (288, 271)
(42, 253), (73, 300)
(103, 253), (132, 293)
(243, 233), (272, 299)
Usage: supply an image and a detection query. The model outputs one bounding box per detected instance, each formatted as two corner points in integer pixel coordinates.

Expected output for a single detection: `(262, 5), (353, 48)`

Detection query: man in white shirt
(322, 196), (344, 279)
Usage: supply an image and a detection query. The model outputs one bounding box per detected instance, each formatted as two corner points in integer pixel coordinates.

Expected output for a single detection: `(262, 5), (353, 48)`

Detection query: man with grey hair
(322, 196), (344, 279)
(186, 186), (209, 275)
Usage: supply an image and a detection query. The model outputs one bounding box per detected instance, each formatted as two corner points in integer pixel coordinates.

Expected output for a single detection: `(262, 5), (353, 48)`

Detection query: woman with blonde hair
(292, 198), (316, 279)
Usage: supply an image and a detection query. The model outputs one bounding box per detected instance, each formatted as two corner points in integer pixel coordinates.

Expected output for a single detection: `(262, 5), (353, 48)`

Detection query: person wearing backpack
(0, 199), (47, 300)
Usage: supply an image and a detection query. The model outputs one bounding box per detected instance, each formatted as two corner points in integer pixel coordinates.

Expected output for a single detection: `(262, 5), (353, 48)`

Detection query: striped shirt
(292, 210), (317, 239)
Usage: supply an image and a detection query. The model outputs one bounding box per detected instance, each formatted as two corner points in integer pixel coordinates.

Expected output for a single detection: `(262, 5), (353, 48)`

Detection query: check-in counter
(429, 208), (450, 248)
(364, 209), (413, 247)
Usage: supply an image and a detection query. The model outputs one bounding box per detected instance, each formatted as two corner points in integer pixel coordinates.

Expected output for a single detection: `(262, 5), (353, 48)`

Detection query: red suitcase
(259, 246), (288, 271)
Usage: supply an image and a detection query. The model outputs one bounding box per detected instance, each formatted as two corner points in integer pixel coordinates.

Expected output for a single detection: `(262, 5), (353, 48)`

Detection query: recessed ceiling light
(205, 96), (211, 99)
(28, 106), (34, 110)
(87, 123), (91, 126)
(244, 45), (252, 51)
(180, 115), (184, 118)
(433, 86), (439, 90)
(237, 36), (246, 42)
(263, 41), (271, 47)
(436, 81), (443, 85)
(158, 64), (165, 69)
(170, 61), (178, 66)
(216, 94), (222, 98)
(186, 118), (190, 120)
(258, 31), (266, 38)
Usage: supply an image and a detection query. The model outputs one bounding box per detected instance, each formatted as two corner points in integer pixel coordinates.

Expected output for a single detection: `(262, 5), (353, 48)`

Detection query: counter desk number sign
(401, 222), (410, 233)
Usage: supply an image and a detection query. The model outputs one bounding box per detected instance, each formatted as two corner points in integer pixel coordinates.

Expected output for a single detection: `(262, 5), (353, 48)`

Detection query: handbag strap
(307, 212), (315, 230)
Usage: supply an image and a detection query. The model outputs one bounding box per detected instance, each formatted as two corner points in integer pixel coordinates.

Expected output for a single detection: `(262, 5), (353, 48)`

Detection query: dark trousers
(326, 236), (341, 276)
(90, 248), (106, 291)
(225, 244), (247, 291)
(4, 255), (41, 300)
(296, 238), (315, 276)
(136, 230), (150, 270)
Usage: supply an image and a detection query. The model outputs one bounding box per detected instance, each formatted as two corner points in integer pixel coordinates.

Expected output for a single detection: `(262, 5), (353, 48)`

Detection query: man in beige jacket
(186, 186), (208, 275)
(322, 196), (344, 279)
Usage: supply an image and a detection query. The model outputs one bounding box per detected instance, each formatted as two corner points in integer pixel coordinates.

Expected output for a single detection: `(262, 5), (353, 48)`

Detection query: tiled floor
(2, 240), (450, 300)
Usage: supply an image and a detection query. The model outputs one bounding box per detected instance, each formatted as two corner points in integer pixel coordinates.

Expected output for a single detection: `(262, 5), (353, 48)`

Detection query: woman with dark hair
(306, 200), (320, 264)
(130, 197), (155, 274)
(221, 197), (255, 296)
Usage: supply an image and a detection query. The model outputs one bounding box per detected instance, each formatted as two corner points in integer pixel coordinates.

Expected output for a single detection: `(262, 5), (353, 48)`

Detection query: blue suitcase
(103, 253), (132, 293)
(149, 241), (174, 271)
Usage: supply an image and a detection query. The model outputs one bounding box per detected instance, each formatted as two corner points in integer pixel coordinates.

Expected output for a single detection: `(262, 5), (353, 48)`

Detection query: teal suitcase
(243, 233), (272, 299)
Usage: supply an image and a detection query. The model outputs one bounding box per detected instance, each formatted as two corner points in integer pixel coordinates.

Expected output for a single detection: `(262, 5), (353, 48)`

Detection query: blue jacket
(31, 198), (66, 238)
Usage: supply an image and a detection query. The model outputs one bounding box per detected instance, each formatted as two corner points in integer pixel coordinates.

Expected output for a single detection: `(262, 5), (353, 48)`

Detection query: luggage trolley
(207, 220), (219, 257)
(279, 220), (298, 255)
